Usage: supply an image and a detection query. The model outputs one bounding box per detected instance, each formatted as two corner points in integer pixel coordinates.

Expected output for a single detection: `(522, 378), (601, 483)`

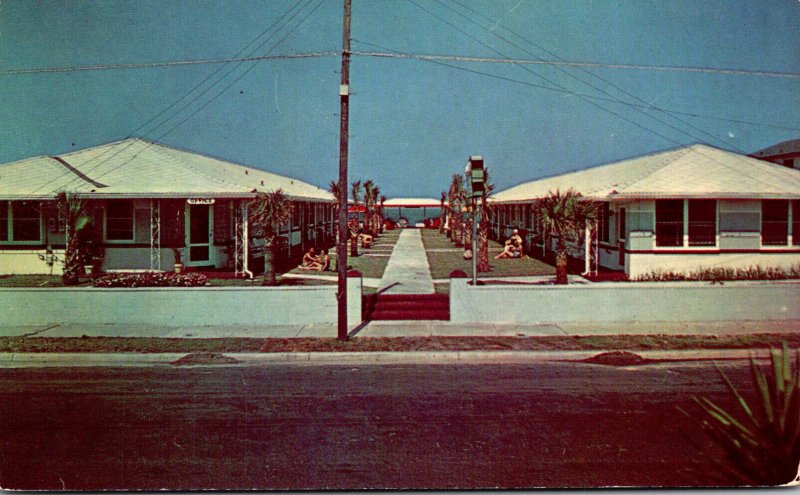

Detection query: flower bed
(635, 264), (800, 282)
(93, 272), (208, 288)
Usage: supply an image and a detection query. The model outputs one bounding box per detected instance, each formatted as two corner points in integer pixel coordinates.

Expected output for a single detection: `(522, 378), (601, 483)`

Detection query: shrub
(93, 272), (208, 288)
(636, 264), (800, 282)
(678, 344), (800, 486)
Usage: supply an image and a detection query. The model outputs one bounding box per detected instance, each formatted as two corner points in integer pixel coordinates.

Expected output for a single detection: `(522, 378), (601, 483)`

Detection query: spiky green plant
(56, 192), (92, 286)
(250, 189), (293, 286)
(679, 344), (800, 486)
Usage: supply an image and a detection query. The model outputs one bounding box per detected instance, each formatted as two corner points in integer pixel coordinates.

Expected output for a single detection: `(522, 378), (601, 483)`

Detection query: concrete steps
(364, 293), (450, 321)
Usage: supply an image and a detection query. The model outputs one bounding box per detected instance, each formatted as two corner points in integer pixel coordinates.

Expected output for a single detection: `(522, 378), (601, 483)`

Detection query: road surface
(0, 360), (771, 489)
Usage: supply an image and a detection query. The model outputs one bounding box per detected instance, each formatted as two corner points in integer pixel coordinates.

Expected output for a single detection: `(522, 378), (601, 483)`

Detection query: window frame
(655, 199), (684, 247)
(762, 200), (789, 246)
(0, 200), (43, 244)
(104, 199), (136, 243)
(688, 199), (717, 247)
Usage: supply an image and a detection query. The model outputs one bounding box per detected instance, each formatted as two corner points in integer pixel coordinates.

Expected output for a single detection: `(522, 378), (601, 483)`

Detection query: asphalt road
(0, 360), (771, 490)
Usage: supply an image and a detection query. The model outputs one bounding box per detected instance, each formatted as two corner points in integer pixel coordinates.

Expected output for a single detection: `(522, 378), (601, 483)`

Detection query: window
(656, 200), (683, 247)
(597, 202), (610, 243)
(0, 202), (8, 241)
(106, 200), (134, 241)
(688, 200), (716, 246)
(793, 201), (800, 246)
(762, 200), (788, 246)
(0, 201), (42, 242)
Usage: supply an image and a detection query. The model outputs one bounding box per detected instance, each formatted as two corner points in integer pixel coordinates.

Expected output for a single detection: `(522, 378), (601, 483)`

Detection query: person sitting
(510, 229), (524, 258)
(494, 230), (525, 259)
(299, 247), (323, 270)
(317, 249), (331, 271)
(494, 238), (519, 259)
(359, 232), (373, 248)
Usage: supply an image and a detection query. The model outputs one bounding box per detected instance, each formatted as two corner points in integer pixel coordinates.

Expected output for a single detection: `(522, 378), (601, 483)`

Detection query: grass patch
(420, 229), (459, 250)
(422, 230), (554, 279)
(3, 333), (800, 353)
(0, 275), (91, 287)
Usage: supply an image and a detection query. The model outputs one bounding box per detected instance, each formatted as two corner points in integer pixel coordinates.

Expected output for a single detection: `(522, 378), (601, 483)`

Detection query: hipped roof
(493, 144), (800, 203)
(0, 138), (332, 202)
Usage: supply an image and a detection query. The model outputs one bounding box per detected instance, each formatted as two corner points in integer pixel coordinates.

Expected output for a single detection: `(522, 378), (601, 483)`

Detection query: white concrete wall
(0, 249), (65, 275)
(0, 277), (362, 326)
(627, 252), (800, 279)
(450, 278), (800, 323)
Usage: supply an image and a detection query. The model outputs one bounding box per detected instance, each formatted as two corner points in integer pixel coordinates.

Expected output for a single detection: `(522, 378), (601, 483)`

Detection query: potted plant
(171, 205), (185, 273)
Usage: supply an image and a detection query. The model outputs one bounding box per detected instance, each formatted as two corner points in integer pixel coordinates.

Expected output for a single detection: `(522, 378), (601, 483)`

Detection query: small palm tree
(56, 191), (92, 286)
(439, 191), (447, 233)
(350, 180), (362, 256)
(378, 194), (387, 232)
(538, 189), (597, 285)
(363, 179), (375, 234)
(448, 174), (466, 246)
(250, 189), (293, 286)
(476, 171), (495, 273)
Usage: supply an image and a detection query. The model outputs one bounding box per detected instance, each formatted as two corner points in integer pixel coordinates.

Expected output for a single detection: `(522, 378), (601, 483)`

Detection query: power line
(405, 1), (791, 192)
(433, 0), (746, 154)
(34, 0), (324, 195)
(351, 43), (800, 132)
(95, 0), (328, 184)
(0, 52), (338, 76)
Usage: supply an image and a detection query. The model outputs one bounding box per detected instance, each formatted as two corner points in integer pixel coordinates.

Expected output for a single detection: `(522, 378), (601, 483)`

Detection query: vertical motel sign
(465, 156), (485, 286)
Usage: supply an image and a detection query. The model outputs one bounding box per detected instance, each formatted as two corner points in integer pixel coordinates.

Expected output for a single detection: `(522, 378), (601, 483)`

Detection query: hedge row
(93, 272), (208, 288)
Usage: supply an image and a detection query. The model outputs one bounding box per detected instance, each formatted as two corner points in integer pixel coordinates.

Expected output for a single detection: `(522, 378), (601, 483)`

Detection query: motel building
(0, 138), (334, 276)
(491, 143), (800, 279)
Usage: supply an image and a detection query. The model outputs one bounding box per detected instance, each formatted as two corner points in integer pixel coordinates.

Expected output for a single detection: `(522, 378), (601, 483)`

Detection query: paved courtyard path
(377, 229), (434, 294)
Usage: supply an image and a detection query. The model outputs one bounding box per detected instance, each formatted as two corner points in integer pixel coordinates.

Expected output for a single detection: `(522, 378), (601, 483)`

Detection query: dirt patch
(1, 334), (798, 354)
(581, 351), (649, 366)
(171, 352), (239, 366)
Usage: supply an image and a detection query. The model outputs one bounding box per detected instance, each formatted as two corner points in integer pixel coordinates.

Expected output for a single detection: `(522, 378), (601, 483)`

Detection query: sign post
(465, 156), (484, 287)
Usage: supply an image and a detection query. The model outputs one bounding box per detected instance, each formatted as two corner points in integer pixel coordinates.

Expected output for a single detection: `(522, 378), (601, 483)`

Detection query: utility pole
(336, 0), (352, 340)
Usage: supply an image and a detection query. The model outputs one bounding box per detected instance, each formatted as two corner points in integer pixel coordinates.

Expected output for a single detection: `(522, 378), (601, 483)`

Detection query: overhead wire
(349, 46), (800, 132)
(402, 0), (793, 190)
(34, 0), (323, 195)
(435, 0), (747, 154)
(449, 0), (769, 152)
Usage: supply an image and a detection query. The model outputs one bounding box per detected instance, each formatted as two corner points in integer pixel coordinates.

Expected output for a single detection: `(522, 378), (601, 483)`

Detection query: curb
(0, 348), (774, 368)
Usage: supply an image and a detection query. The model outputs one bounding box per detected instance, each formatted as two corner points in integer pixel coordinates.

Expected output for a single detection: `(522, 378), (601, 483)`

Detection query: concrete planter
(0, 278), (362, 326)
(450, 278), (800, 323)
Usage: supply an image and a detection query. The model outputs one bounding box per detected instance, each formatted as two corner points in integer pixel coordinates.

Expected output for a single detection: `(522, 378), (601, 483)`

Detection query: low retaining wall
(0, 278), (362, 326)
(450, 279), (800, 323)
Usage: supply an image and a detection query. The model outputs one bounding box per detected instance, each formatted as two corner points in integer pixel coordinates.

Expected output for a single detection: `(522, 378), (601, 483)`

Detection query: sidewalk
(3, 319), (798, 339)
(0, 348), (781, 368)
(377, 229), (435, 294)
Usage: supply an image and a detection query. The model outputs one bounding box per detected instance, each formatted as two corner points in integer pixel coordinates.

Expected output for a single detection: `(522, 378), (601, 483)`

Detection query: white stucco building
(492, 144), (800, 278)
(0, 138), (333, 276)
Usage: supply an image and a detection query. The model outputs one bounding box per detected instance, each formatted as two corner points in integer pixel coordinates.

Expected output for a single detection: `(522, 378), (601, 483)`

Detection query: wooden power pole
(337, 0), (352, 340)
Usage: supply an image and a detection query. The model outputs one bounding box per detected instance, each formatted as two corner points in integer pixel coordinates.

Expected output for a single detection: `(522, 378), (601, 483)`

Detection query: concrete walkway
(3, 319), (798, 339)
(377, 229), (435, 294)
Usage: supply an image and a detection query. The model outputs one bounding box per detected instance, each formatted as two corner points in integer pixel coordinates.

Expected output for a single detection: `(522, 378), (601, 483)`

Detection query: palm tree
(476, 171), (495, 272)
(537, 189), (598, 285)
(250, 189), (293, 286)
(56, 191), (92, 286)
(439, 191), (447, 233)
(350, 180), (362, 256)
(448, 174), (466, 246)
(370, 185), (381, 234)
(378, 194), (386, 233)
(363, 179), (375, 235)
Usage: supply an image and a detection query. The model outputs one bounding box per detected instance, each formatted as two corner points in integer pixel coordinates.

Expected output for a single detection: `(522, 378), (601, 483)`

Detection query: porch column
(150, 199), (161, 271)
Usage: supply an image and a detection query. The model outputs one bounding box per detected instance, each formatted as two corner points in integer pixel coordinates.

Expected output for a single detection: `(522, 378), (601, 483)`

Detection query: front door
(186, 203), (214, 266)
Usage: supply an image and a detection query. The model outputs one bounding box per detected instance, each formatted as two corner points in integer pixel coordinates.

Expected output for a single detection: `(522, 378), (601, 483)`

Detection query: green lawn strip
(426, 250), (555, 279)
(0, 275), (91, 288)
(420, 229), (459, 250)
(2, 333), (798, 353)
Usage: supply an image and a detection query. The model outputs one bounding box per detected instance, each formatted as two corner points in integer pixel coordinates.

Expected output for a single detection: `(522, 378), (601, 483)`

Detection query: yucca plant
(679, 344), (800, 486)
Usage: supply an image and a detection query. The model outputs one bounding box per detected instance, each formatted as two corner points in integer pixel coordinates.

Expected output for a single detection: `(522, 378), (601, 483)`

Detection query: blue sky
(1, 0), (799, 198)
